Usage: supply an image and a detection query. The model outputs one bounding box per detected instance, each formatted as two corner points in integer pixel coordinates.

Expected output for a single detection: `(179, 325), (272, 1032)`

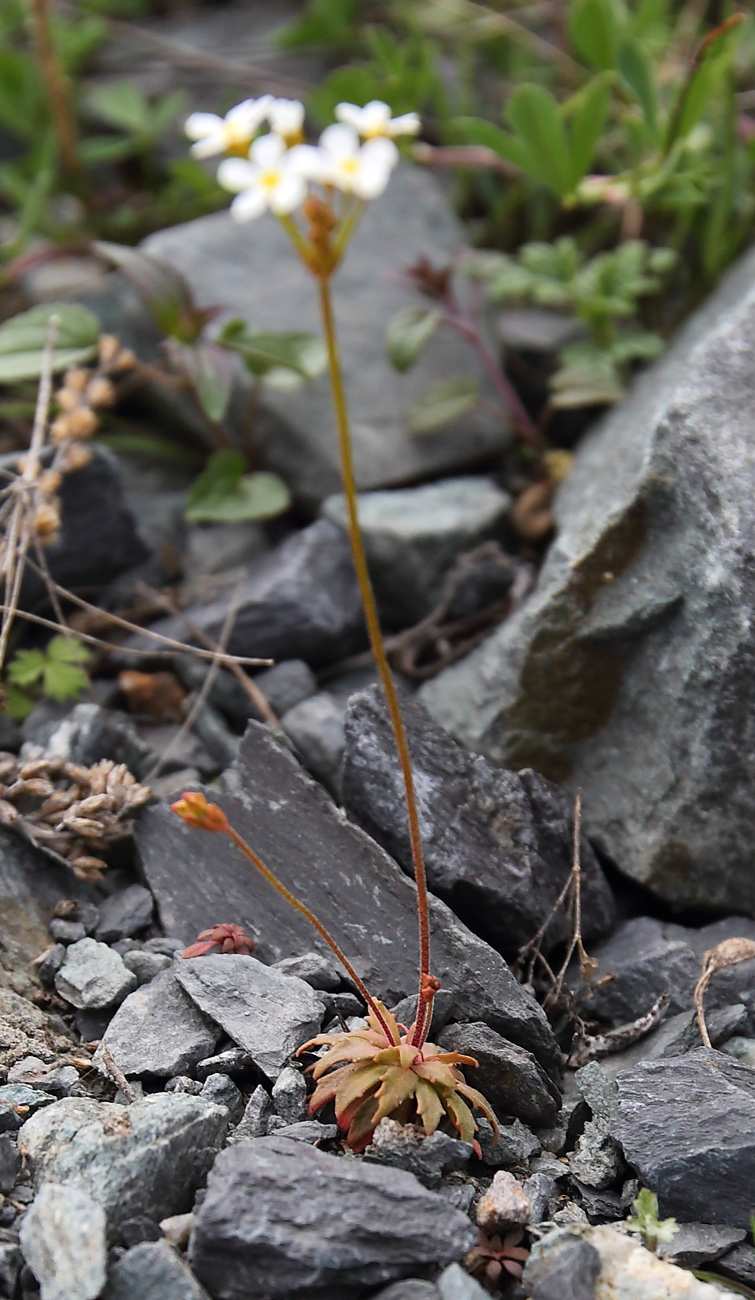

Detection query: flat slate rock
(437, 1022), (561, 1127)
(342, 685), (614, 952)
(189, 1135), (476, 1299)
(174, 955), (326, 1081)
(573, 916), (699, 1025)
(419, 243), (755, 914)
(104, 1239), (211, 1300)
(0, 826), (94, 989)
(93, 967), (222, 1079)
(143, 166), (510, 509)
(135, 723), (559, 1072)
(611, 1048), (755, 1226)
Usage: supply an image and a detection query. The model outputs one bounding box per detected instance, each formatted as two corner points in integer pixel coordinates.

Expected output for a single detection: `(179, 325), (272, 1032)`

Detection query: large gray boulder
(135, 722), (559, 1072)
(420, 245), (755, 913)
(142, 167), (509, 509)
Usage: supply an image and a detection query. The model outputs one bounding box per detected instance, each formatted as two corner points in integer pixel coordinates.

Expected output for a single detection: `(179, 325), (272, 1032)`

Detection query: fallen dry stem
(694, 937), (755, 1048)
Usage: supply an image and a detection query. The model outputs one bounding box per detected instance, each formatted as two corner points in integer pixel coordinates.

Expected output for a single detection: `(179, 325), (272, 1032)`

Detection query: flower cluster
(185, 97), (420, 223)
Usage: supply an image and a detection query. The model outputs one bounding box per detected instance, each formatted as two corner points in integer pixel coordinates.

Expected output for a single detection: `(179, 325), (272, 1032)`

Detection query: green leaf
(93, 241), (194, 325)
(46, 635), (90, 665)
(42, 659), (89, 702)
(451, 117), (530, 171)
(408, 376), (479, 434)
(219, 322), (326, 380)
(85, 80), (150, 134)
(185, 452), (292, 523)
(170, 342), (234, 423)
(0, 304), (100, 383)
(7, 649), (46, 688)
(386, 307), (441, 372)
(693, 1269), (755, 1298)
(568, 0), (621, 70)
(617, 37), (659, 139)
(567, 75), (611, 187)
(3, 683), (35, 721)
(505, 85), (573, 198)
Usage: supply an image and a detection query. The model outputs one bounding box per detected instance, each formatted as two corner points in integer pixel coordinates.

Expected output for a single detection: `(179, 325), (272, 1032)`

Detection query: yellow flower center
(224, 122), (253, 156)
(261, 169), (282, 190)
(339, 157), (361, 175)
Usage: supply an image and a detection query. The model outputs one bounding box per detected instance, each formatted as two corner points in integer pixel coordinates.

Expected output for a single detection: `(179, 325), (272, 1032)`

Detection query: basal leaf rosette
(300, 1002), (499, 1153)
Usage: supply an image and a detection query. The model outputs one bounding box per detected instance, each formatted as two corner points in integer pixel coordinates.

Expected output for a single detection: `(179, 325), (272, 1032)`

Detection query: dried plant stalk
(694, 937), (755, 1047)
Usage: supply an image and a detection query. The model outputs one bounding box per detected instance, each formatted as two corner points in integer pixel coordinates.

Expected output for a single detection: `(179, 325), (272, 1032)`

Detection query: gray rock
(185, 521), (269, 577)
(143, 937), (184, 957)
(122, 950), (173, 985)
(601, 1003), (748, 1079)
(611, 1048), (755, 1225)
(174, 956), (324, 1082)
(0, 1084), (56, 1122)
(272, 951), (341, 992)
(0, 1136), (20, 1193)
(252, 660), (317, 719)
(523, 1172), (560, 1224)
(568, 1064), (621, 1191)
(477, 1116), (541, 1167)
(373, 1283), (440, 1300)
(420, 244), (755, 915)
(271, 1066), (308, 1125)
(19, 1183), (107, 1300)
(6, 1056), (78, 1098)
(135, 520), (365, 671)
(437, 1264), (490, 1300)
(321, 477), (511, 626)
(136, 723), (560, 1072)
(0, 1241), (21, 1296)
(54, 939), (137, 1010)
(720, 1035), (755, 1065)
(95, 886), (154, 944)
(576, 916), (699, 1025)
(48, 918), (86, 945)
(36, 943), (67, 987)
(144, 168), (511, 510)
(718, 1243), (755, 1287)
(189, 1135), (477, 1299)
(281, 691), (345, 796)
(342, 685), (613, 953)
(94, 968), (222, 1079)
(266, 1119), (338, 1144)
(19, 1093), (227, 1231)
(200, 1074), (244, 1125)
(229, 1085), (273, 1143)
(105, 1239), (211, 1300)
(195, 1047), (254, 1080)
(364, 1119), (472, 1190)
(437, 1022), (561, 1126)
(658, 1223), (745, 1268)
(523, 1231), (602, 1300)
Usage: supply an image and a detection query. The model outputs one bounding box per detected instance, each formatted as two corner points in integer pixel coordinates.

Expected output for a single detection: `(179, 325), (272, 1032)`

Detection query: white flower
(268, 98), (306, 143)
(217, 133), (307, 220)
(312, 123), (398, 199)
(335, 100), (420, 140)
(185, 97), (273, 159)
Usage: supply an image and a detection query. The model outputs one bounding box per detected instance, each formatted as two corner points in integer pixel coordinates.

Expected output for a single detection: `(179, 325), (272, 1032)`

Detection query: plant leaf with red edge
(415, 1077), (444, 1135)
(444, 1091), (477, 1143)
(372, 1066), (419, 1125)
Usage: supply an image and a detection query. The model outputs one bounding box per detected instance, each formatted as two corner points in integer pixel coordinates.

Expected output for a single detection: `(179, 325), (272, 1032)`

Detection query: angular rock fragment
(94, 968), (222, 1079)
(19, 1093), (227, 1229)
(438, 1022), (561, 1126)
(136, 724), (560, 1071)
(476, 1171), (530, 1232)
(189, 1135), (476, 1299)
(54, 939), (137, 1010)
(144, 168), (511, 508)
(575, 917), (698, 1024)
(105, 1239), (211, 1300)
(95, 885), (153, 943)
(420, 246), (755, 913)
(20, 1183), (107, 1300)
(343, 685), (614, 952)
(612, 1048), (755, 1225)
(174, 955), (325, 1081)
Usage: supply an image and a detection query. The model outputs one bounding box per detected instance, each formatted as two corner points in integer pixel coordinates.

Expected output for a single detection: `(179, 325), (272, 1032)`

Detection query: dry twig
(694, 937), (755, 1048)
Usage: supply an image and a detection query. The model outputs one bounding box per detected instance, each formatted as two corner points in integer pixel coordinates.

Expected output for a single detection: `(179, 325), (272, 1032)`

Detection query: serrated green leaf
(7, 649), (46, 688)
(386, 307), (441, 372)
(0, 304), (100, 383)
(185, 452), (291, 523)
(409, 376), (479, 434)
(568, 0), (621, 70)
(617, 37), (659, 139)
(42, 660), (89, 702)
(46, 635), (90, 665)
(506, 85), (573, 198)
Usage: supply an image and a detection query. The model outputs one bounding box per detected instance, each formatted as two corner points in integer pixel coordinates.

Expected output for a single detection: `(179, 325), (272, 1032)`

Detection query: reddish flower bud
(171, 791), (228, 832)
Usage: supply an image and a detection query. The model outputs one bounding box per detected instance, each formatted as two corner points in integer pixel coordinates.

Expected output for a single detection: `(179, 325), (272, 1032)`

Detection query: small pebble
(196, 1048), (255, 1081)
(159, 1212), (195, 1248)
(164, 1077), (203, 1096)
(122, 951), (172, 986)
(271, 1066), (308, 1125)
(476, 1171), (531, 1233)
(200, 1074), (244, 1125)
(49, 919), (86, 945)
(0, 1137), (21, 1194)
(36, 945), (66, 988)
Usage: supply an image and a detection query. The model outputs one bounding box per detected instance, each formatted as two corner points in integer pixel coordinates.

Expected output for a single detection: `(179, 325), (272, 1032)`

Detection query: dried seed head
(86, 377), (116, 408)
(64, 368), (91, 393)
(39, 470), (63, 496)
(113, 347), (136, 372)
(98, 335), (121, 365)
(57, 387), (83, 412)
(60, 443), (92, 472)
(50, 415), (73, 442)
(71, 856), (106, 883)
(66, 407), (99, 439)
(33, 501), (61, 538)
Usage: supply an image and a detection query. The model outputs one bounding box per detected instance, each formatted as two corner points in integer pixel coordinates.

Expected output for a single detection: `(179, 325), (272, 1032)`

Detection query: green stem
(316, 274), (433, 1049)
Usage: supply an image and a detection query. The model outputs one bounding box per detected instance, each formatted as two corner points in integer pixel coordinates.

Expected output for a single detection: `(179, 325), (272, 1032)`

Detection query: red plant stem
(444, 309), (541, 451)
(224, 825), (399, 1045)
(316, 274), (433, 1049)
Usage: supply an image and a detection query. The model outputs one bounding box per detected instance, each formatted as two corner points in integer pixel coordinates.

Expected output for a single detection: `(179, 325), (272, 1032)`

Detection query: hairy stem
(26, 0), (82, 182)
(317, 275), (433, 1048)
(224, 825), (399, 1045)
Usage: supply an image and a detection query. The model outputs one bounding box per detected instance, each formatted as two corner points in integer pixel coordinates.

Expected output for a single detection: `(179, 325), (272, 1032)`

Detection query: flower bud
(57, 387), (82, 412)
(98, 334), (121, 365)
(113, 347), (136, 373)
(171, 791), (228, 832)
(59, 443), (92, 471)
(33, 501), (61, 538)
(50, 415), (73, 442)
(67, 407), (99, 439)
(39, 470), (63, 495)
(86, 377), (116, 408)
(63, 368), (91, 393)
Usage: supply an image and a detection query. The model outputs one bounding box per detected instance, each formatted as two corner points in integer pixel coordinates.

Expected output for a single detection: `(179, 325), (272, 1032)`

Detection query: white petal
(227, 95), (273, 128)
(250, 132), (286, 166)
(362, 101), (392, 127)
(287, 143), (327, 179)
(190, 132), (227, 159)
(352, 139), (398, 198)
(387, 111), (421, 137)
(362, 137), (399, 169)
(217, 157), (258, 193)
(269, 98), (305, 135)
(320, 122), (359, 158)
(185, 112), (223, 141)
(229, 188), (269, 222)
(269, 171), (307, 214)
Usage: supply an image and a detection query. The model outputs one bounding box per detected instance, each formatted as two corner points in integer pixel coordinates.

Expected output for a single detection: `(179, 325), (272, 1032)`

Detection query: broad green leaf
(185, 452), (292, 523)
(568, 0), (621, 70)
(219, 322), (326, 380)
(79, 134), (138, 164)
(86, 80), (150, 134)
(409, 376), (479, 434)
(386, 307), (441, 372)
(43, 659), (89, 702)
(550, 361), (625, 408)
(3, 683), (34, 720)
(451, 117), (530, 171)
(617, 37), (659, 139)
(46, 635), (90, 665)
(505, 85), (573, 198)
(567, 75), (611, 187)
(170, 342), (234, 423)
(7, 649), (46, 688)
(0, 304), (100, 383)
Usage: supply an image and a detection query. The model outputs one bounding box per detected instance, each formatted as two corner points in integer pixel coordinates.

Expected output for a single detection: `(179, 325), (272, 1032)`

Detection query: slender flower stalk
(25, 0), (82, 182)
